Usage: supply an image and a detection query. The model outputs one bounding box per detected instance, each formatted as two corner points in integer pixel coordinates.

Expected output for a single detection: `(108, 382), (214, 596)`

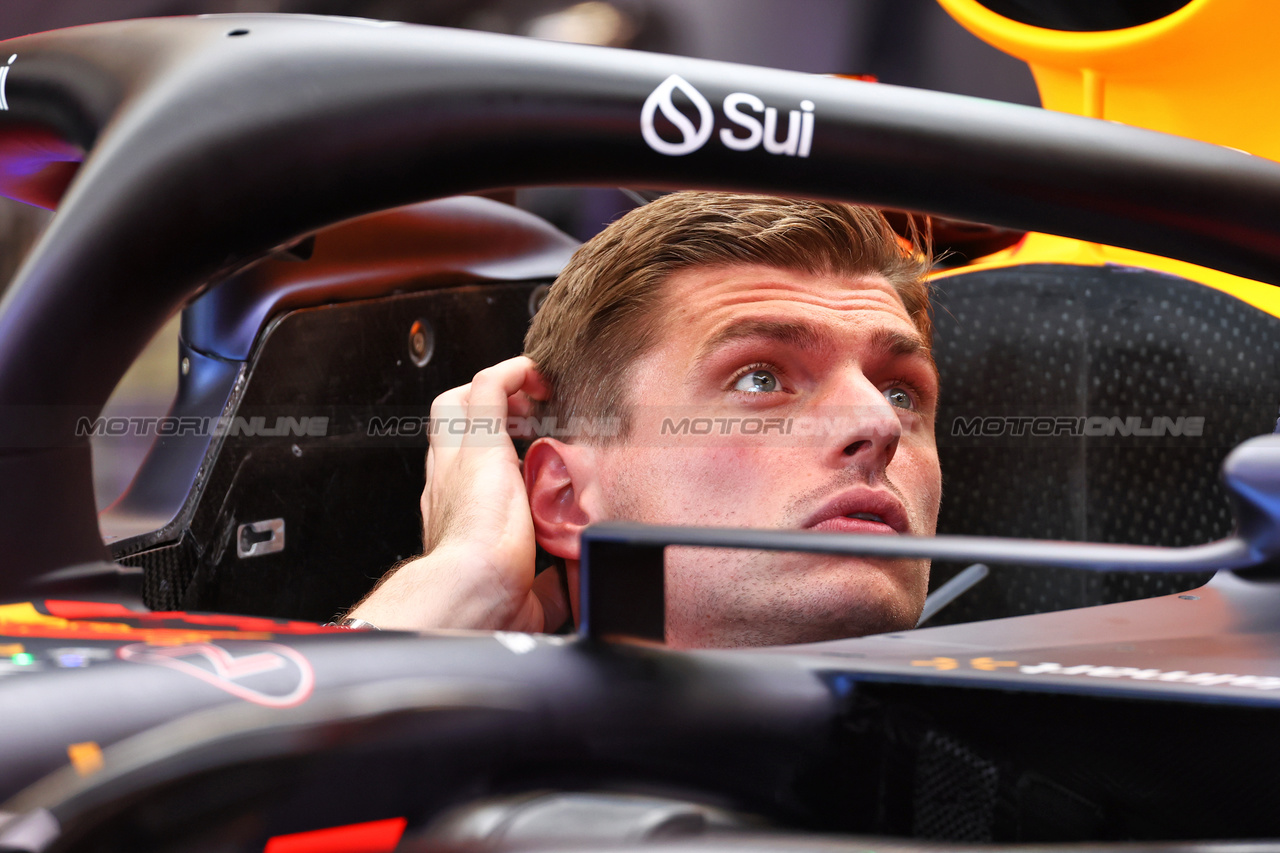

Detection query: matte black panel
(581, 541), (666, 642)
(174, 281), (544, 621)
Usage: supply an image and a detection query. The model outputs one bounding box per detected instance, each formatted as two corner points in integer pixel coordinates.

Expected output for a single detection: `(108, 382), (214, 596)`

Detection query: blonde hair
(524, 192), (931, 438)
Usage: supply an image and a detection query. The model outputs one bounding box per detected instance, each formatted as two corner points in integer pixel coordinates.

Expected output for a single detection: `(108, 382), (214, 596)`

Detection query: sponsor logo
(912, 655), (1280, 693)
(1017, 661), (1280, 691)
(0, 55), (13, 111)
(641, 74), (713, 156)
(641, 74), (814, 158)
(118, 641), (315, 708)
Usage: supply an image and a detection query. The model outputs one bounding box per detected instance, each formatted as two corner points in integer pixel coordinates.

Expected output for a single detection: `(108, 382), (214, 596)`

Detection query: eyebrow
(868, 327), (931, 361)
(873, 327), (940, 385)
(690, 320), (831, 372)
(691, 319), (936, 374)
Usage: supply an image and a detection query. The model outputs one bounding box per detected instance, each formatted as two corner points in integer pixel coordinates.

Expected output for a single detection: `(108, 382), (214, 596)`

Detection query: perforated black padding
(912, 730), (1000, 841)
(926, 264), (1280, 624)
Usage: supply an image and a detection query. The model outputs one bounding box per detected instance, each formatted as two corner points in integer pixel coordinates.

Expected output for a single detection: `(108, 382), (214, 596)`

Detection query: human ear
(524, 438), (596, 561)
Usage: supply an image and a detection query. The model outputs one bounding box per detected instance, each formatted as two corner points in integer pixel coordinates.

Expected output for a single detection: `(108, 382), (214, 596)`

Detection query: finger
(428, 358), (545, 423)
(468, 357), (549, 409)
(428, 358), (549, 449)
(420, 446), (435, 544)
(429, 383), (471, 452)
(520, 362), (551, 401)
(507, 363), (550, 432)
(530, 565), (570, 632)
(430, 381), (469, 416)
(463, 361), (542, 449)
(507, 392), (537, 419)
(506, 366), (550, 421)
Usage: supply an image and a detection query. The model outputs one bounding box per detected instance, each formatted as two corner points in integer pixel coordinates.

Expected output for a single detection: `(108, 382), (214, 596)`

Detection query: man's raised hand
(348, 356), (568, 632)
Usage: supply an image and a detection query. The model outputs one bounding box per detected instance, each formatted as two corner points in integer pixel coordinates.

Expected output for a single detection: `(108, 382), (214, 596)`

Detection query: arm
(347, 356), (568, 632)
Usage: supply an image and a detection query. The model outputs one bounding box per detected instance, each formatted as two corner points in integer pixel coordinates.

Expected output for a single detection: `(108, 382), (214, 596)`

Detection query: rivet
(408, 318), (434, 368)
(180, 356), (190, 376)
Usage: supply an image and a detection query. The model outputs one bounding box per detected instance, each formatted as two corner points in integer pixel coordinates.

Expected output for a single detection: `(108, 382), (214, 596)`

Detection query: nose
(819, 368), (901, 470)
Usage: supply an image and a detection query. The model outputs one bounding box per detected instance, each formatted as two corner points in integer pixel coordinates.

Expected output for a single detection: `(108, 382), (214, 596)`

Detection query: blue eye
(884, 386), (914, 409)
(734, 369), (780, 393)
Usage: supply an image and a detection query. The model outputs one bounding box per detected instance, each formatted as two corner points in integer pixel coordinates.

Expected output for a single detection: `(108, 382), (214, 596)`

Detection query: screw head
(408, 319), (434, 368)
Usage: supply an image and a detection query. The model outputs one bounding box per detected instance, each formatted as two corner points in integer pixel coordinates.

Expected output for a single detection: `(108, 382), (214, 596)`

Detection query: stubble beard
(599, 460), (930, 649)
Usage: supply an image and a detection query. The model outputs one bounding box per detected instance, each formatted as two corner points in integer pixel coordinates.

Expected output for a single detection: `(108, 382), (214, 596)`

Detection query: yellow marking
(67, 741), (103, 777)
(912, 657), (958, 671)
(971, 656), (1018, 671)
(0, 644), (24, 656)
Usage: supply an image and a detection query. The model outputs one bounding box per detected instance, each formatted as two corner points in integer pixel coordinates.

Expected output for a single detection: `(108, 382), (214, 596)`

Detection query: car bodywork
(0, 10), (1278, 852)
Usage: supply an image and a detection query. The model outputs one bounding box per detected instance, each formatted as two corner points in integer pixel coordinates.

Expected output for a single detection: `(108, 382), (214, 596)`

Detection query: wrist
(351, 548), (527, 632)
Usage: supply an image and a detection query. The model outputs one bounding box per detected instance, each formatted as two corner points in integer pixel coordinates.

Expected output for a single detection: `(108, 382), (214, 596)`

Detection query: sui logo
(640, 73), (815, 159)
(0, 55), (14, 111)
(641, 74), (714, 156)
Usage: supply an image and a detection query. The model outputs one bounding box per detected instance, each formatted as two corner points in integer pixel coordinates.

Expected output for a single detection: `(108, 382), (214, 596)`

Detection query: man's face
(588, 263), (941, 648)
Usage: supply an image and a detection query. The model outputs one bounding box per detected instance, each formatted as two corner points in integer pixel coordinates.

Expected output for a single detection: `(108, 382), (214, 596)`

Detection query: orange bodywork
(935, 0), (1280, 317)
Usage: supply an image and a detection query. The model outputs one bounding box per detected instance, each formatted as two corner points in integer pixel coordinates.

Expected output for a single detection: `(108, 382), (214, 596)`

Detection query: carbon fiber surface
(927, 264), (1280, 623)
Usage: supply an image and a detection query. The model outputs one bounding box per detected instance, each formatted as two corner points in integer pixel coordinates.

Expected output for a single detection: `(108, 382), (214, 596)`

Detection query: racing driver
(348, 192), (942, 648)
